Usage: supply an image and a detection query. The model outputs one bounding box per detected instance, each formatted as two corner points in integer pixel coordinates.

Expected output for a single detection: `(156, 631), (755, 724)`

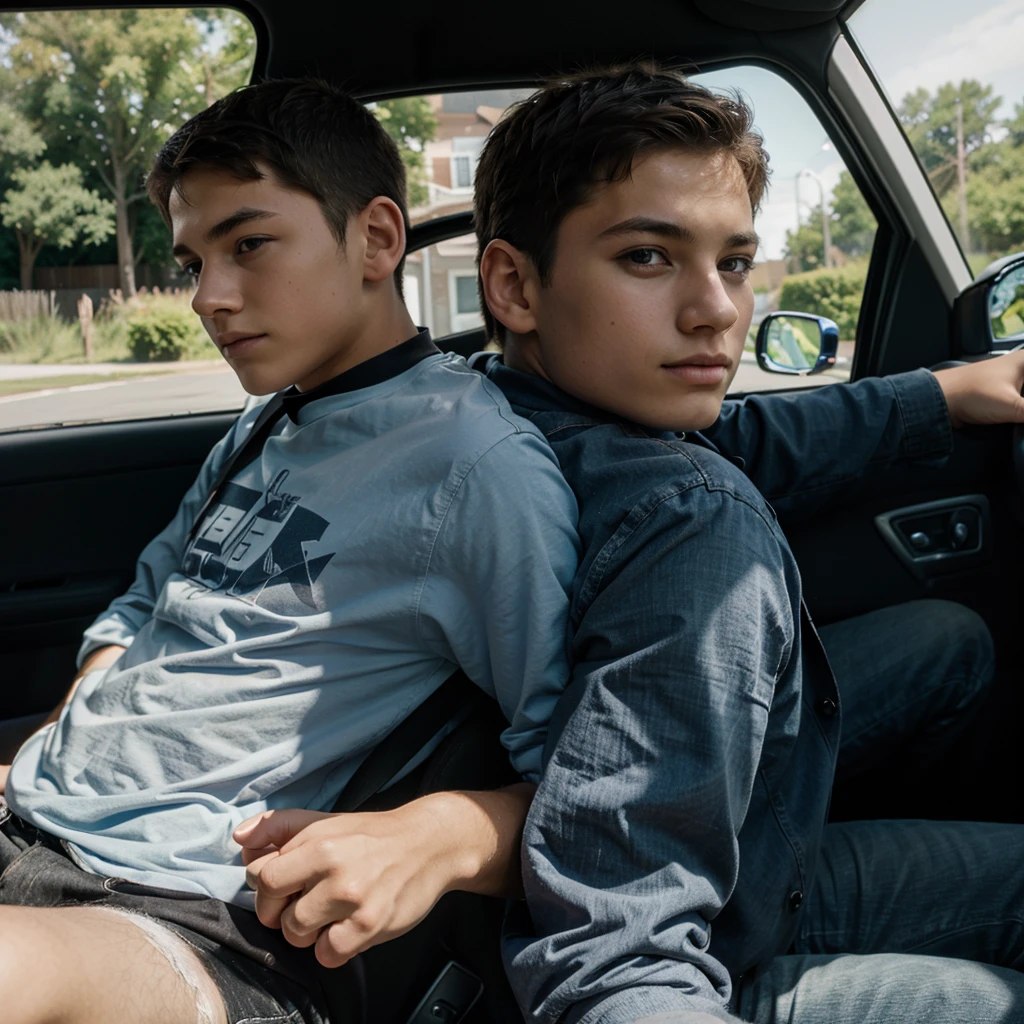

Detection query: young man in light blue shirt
(0, 79), (578, 1024)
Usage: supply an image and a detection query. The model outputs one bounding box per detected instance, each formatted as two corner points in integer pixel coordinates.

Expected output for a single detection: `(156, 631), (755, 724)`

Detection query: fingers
(316, 918), (380, 968)
(240, 843), (278, 867)
(233, 808), (332, 852)
(0, 764), (9, 796)
(278, 872), (366, 948)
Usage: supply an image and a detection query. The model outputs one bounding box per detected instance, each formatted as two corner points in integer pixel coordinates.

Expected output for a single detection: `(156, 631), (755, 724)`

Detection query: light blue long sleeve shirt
(7, 344), (580, 907)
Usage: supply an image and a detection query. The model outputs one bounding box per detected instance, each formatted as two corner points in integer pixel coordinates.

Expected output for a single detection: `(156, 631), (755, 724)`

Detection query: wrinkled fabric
(481, 359), (954, 1024)
(8, 352), (580, 905)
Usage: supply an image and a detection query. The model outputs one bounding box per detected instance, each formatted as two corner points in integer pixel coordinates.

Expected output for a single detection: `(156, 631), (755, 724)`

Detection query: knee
(914, 600), (994, 705)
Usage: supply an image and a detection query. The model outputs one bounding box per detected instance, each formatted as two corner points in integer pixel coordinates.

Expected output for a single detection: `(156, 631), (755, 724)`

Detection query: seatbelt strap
(332, 670), (484, 813)
(187, 393), (288, 546)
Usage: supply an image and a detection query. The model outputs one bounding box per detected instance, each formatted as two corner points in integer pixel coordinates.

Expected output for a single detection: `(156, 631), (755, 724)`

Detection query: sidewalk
(0, 359), (225, 381)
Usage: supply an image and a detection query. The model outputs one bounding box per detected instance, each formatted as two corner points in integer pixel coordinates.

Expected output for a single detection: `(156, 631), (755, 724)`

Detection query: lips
(662, 354), (732, 386)
(216, 332), (266, 355)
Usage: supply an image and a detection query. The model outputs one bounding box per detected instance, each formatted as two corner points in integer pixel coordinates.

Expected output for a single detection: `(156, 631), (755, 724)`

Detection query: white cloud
(876, 0), (1024, 108)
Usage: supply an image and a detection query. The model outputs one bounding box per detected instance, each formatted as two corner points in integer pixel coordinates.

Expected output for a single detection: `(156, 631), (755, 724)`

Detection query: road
(0, 366), (248, 432)
(0, 353), (850, 433)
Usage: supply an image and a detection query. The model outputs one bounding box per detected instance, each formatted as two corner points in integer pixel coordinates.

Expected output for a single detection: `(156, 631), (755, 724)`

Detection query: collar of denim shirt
(471, 351), (726, 457)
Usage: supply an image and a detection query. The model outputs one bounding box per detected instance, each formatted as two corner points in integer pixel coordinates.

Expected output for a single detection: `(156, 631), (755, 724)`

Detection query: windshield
(848, 0), (1024, 272)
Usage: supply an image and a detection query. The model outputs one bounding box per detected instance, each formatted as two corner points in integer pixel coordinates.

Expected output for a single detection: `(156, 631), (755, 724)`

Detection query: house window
(452, 154), (474, 188)
(448, 271), (484, 334)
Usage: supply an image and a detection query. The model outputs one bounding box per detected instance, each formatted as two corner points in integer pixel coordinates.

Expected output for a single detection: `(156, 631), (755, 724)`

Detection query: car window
(0, 8), (256, 434)
(400, 74), (877, 393)
(848, 0), (1024, 274)
(376, 89), (532, 338)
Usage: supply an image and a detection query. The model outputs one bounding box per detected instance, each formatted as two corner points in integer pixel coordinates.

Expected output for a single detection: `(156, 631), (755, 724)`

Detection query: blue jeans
(821, 598), (992, 783)
(731, 601), (1015, 1024)
(731, 820), (1024, 1023)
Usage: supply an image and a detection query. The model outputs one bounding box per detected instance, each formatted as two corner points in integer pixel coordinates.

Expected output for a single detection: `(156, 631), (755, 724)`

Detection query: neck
(504, 332), (552, 383)
(295, 290), (420, 392)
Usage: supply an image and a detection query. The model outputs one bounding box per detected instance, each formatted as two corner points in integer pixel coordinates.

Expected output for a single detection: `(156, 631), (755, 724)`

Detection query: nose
(676, 266), (739, 336)
(191, 262), (243, 320)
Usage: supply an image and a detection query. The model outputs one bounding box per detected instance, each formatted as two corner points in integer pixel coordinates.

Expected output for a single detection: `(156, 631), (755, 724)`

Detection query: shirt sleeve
(704, 368), (953, 522)
(414, 429), (580, 782)
(505, 486), (796, 1024)
(76, 405), (263, 667)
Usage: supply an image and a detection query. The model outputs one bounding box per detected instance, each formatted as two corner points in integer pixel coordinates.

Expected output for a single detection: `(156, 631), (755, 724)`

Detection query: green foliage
(1, 162), (114, 251)
(898, 80), (1001, 197)
(962, 143), (1024, 254)
(0, 9), (257, 293)
(0, 161), (115, 286)
(778, 264), (867, 340)
(0, 314), (81, 358)
(0, 104), (46, 167)
(374, 97), (439, 208)
(784, 172), (876, 272)
(125, 302), (208, 361)
(784, 217), (826, 273)
(830, 172), (876, 258)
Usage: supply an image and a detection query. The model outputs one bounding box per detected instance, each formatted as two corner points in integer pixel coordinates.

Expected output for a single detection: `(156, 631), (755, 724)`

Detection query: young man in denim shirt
(473, 65), (1024, 1023)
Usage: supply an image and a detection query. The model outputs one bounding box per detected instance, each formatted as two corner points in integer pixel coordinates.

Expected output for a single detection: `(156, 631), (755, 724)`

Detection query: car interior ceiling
(4, 0), (1024, 1020)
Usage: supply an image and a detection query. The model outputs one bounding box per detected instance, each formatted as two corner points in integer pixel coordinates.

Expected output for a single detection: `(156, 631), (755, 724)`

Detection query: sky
(694, 66), (845, 261)
(691, 0), (1024, 261)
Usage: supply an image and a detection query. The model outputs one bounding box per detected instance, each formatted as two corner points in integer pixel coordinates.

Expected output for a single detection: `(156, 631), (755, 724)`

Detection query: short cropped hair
(474, 63), (769, 340)
(148, 78), (409, 294)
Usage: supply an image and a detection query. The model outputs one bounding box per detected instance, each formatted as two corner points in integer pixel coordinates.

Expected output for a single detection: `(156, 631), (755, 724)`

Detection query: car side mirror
(953, 251), (1024, 354)
(755, 312), (839, 376)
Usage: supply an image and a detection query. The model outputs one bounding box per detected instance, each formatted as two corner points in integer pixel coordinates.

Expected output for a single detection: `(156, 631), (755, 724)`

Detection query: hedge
(126, 303), (208, 361)
(777, 264), (867, 340)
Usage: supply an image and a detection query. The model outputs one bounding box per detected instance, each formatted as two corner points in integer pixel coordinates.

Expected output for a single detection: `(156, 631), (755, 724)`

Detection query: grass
(0, 371), (172, 398)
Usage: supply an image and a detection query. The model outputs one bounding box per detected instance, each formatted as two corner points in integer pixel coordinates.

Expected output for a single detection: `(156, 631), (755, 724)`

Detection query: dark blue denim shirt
(478, 357), (954, 1024)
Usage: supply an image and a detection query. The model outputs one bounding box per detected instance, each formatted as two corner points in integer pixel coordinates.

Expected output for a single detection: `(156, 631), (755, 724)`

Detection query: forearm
(415, 782), (535, 899)
(707, 370), (952, 522)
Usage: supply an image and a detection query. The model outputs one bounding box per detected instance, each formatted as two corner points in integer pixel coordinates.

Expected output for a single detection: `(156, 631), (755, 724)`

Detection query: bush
(0, 314), (83, 362)
(125, 303), (207, 362)
(777, 263), (868, 340)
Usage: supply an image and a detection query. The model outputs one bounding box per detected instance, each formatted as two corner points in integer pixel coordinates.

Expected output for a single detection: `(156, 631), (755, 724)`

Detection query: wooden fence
(0, 290), (57, 321)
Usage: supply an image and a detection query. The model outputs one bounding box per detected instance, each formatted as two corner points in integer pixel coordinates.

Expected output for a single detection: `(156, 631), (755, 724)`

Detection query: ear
(479, 238), (539, 337)
(359, 196), (407, 285)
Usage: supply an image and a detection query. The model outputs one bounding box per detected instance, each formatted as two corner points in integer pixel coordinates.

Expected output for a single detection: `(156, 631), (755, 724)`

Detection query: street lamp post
(798, 168), (832, 269)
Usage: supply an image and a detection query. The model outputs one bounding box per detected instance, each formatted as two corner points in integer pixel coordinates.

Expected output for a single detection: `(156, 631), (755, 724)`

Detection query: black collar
(281, 329), (439, 422)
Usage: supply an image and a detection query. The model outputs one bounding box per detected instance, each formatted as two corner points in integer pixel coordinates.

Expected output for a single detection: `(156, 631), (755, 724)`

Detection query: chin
(644, 395), (726, 434)
(233, 369), (288, 397)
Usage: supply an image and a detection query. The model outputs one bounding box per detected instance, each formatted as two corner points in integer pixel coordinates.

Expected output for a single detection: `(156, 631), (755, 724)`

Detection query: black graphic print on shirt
(183, 470), (335, 609)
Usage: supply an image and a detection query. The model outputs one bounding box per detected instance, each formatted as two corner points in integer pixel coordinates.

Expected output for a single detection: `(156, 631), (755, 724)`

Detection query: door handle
(875, 495), (990, 581)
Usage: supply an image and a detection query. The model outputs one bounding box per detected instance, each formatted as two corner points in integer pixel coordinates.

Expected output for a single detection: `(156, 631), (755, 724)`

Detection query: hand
(233, 799), (471, 968)
(0, 764), (9, 796)
(933, 352), (1024, 429)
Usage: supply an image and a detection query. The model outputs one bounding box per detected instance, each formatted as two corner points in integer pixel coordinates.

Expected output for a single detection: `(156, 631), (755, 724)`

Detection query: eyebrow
(171, 207), (277, 259)
(598, 216), (760, 250)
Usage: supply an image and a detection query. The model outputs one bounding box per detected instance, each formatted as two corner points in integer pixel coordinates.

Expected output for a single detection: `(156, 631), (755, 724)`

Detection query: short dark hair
(474, 63), (769, 341)
(148, 78), (409, 294)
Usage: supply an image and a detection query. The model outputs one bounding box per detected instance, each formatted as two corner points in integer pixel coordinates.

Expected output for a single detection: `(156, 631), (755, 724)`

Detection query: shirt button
(788, 889), (804, 912)
(817, 698), (838, 718)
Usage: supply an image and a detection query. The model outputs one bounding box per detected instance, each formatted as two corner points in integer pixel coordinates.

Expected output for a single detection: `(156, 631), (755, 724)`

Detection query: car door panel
(0, 414), (235, 712)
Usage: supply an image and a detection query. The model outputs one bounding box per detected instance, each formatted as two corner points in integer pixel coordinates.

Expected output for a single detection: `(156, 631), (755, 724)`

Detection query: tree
(0, 104), (46, 166)
(897, 80), (1001, 198)
(0, 9), (254, 296)
(830, 171), (876, 259)
(963, 142), (1024, 255)
(784, 215), (826, 273)
(783, 172), (876, 272)
(0, 161), (115, 289)
(374, 97), (439, 207)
